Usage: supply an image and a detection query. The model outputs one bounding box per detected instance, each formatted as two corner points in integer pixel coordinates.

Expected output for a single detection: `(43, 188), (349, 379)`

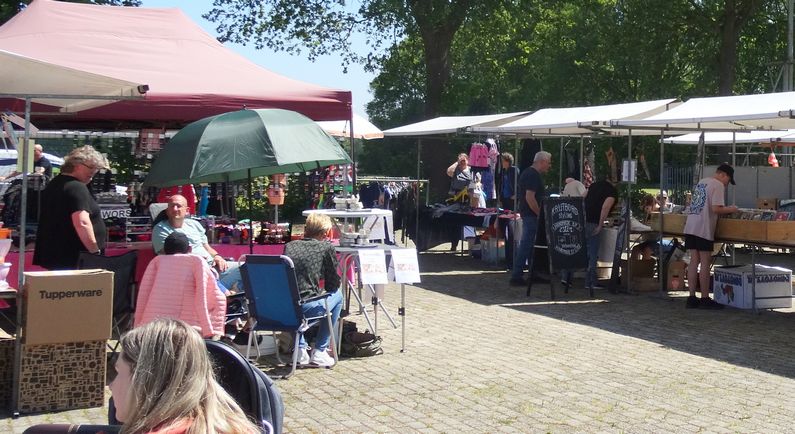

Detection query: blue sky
(141, 0), (376, 118)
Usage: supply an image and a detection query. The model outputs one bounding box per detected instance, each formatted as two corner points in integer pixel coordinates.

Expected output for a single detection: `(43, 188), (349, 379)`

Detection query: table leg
(400, 283), (406, 352)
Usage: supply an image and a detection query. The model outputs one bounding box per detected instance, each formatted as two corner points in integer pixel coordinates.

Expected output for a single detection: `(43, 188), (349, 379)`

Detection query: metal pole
(579, 136), (584, 181)
(559, 137), (564, 191)
(12, 97), (31, 416)
(349, 112), (356, 187)
(659, 129), (665, 296)
(626, 131), (632, 293)
(248, 169), (253, 255)
(787, 0), (794, 92)
(415, 139), (421, 249)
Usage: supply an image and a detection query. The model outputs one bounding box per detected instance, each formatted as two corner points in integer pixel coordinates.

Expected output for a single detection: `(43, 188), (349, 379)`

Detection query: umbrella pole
(248, 170), (253, 255)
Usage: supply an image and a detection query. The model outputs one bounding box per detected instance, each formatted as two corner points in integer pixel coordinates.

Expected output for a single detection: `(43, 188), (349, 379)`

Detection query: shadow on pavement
(416, 250), (795, 380)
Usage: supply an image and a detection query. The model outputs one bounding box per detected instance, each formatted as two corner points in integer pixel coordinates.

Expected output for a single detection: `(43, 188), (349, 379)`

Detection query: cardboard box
(648, 212), (687, 235)
(17, 340), (106, 413)
(23, 270), (113, 345)
(756, 198), (779, 210)
(0, 337), (13, 410)
(621, 258), (656, 279)
(716, 219), (767, 242)
(713, 265), (793, 309)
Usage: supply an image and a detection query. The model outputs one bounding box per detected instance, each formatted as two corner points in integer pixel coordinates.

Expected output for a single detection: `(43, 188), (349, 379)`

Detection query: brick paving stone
(5, 248), (795, 432)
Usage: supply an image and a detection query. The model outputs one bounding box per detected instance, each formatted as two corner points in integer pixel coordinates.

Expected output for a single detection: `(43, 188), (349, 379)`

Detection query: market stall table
(6, 242), (286, 287)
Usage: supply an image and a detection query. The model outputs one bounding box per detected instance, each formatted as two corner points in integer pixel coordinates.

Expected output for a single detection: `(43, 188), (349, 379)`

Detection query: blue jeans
(585, 223), (600, 288)
(299, 290), (343, 351)
(218, 261), (243, 293)
(511, 214), (538, 280)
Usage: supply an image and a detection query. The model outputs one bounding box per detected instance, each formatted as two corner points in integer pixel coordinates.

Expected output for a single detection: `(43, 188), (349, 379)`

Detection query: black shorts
(685, 234), (714, 252)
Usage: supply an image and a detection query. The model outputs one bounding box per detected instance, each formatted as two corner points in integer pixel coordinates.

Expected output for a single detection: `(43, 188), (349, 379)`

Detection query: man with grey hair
(34, 145), (109, 269)
(509, 150), (552, 286)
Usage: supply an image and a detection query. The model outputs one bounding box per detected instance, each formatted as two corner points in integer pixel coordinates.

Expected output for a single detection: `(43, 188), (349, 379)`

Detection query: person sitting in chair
(284, 213), (343, 368)
(152, 194), (242, 292)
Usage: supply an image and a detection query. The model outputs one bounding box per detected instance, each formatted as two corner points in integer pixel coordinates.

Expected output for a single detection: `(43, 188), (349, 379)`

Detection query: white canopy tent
(0, 48), (146, 416)
(316, 113), (383, 140)
(382, 112), (529, 137)
(0, 49), (146, 112)
(663, 130), (795, 145)
(470, 98), (680, 136)
(611, 91), (795, 131)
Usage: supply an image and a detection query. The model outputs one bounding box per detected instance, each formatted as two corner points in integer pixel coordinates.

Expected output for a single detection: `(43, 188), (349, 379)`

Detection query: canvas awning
(382, 112), (529, 137)
(612, 92), (795, 131)
(0, 49), (145, 112)
(0, 0), (351, 127)
(469, 99), (679, 136)
(316, 113), (383, 140)
(663, 130), (795, 145)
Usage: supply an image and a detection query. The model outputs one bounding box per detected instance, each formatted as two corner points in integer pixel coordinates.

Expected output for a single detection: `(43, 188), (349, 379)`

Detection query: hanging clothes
(468, 142), (490, 168)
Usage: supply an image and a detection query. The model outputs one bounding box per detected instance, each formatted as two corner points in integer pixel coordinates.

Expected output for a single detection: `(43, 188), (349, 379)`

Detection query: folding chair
(240, 255), (337, 379)
(77, 251), (138, 354)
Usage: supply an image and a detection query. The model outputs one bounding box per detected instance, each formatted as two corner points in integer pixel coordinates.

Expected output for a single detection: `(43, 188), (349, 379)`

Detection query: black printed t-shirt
(517, 166), (545, 218)
(33, 174), (106, 270)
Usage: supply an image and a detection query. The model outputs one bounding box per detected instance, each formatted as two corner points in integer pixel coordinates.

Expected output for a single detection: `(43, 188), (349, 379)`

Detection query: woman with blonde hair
(110, 318), (259, 434)
(283, 212), (342, 368)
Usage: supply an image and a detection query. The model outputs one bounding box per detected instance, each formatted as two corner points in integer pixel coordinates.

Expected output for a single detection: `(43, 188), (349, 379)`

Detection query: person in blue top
(499, 152), (519, 211)
(509, 151), (552, 286)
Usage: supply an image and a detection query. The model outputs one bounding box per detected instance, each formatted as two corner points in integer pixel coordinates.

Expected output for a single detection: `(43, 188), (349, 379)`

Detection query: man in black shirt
(583, 178), (618, 289)
(510, 151), (552, 286)
(33, 145), (108, 269)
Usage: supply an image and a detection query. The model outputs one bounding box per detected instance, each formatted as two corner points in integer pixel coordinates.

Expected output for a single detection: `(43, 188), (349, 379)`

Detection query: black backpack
(205, 339), (285, 434)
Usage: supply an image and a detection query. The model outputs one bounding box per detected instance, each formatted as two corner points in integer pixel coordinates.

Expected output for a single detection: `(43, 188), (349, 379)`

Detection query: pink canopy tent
(0, 0), (352, 128)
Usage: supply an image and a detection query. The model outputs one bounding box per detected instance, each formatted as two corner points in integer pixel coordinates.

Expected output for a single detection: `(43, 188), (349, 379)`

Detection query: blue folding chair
(240, 255), (338, 379)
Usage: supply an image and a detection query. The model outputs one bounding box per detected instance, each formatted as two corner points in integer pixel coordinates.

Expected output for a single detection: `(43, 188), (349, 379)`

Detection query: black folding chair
(77, 251), (138, 354)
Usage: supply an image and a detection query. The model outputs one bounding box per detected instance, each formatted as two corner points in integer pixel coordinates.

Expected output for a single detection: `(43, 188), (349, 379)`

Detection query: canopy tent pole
(626, 132), (633, 293)
(416, 138), (422, 248)
(248, 169), (254, 255)
(559, 138), (564, 191)
(659, 129), (665, 295)
(579, 136), (584, 181)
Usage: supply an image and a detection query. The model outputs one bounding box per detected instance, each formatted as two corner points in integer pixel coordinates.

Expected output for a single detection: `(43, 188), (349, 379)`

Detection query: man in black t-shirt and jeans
(33, 145), (108, 270)
(510, 151), (552, 286)
(583, 178), (618, 290)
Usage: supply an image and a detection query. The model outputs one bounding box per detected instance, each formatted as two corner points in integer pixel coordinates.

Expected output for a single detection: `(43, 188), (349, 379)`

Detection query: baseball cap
(716, 163), (736, 185)
(163, 231), (190, 254)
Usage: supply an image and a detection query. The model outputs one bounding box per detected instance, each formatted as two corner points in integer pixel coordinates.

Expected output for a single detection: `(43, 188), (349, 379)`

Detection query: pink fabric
(212, 243), (285, 262)
(469, 143), (490, 167)
(0, 0), (351, 123)
(134, 254), (226, 338)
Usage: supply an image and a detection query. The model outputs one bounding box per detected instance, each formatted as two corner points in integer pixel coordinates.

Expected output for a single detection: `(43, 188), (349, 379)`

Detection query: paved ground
(5, 247), (795, 433)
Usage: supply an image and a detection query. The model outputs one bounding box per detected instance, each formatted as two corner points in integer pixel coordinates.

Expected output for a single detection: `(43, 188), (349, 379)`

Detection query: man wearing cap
(683, 163), (738, 309)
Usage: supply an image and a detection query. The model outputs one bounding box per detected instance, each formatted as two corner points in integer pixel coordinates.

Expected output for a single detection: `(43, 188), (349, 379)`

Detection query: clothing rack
(357, 176), (430, 247)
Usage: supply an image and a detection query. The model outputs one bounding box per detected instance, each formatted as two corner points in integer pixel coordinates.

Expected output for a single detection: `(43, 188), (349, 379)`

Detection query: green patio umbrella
(145, 108), (351, 187)
(144, 108), (351, 253)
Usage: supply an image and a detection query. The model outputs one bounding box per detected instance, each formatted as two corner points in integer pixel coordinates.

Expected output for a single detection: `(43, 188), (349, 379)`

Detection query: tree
(1, 0), (141, 26)
(203, 0), (506, 118)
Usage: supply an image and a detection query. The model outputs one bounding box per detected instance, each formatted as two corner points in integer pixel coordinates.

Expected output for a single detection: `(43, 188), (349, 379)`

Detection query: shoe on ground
(590, 284), (607, 291)
(630, 216), (652, 232)
(685, 295), (700, 309)
(310, 348), (336, 368)
(509, 277), (527, 287)
(561, 279), (570, 286)
(297, 347), (310, 365)
(698, 297), (725, 310)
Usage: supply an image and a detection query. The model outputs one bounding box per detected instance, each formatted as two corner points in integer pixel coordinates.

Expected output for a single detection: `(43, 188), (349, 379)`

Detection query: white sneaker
(309, 348), (336, 368)
(297, 347), (310, 365)
(630, 216), (652, 232)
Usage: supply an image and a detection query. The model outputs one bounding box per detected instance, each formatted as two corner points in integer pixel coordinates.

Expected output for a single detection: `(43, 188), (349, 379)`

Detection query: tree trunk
(716, 0), (762, 95)
(408, 0), (471, 199)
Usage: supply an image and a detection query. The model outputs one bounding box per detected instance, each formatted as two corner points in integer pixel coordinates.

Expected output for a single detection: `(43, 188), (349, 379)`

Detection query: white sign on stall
(358, 249), (388, 285)
(390, 248), (421, 283)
